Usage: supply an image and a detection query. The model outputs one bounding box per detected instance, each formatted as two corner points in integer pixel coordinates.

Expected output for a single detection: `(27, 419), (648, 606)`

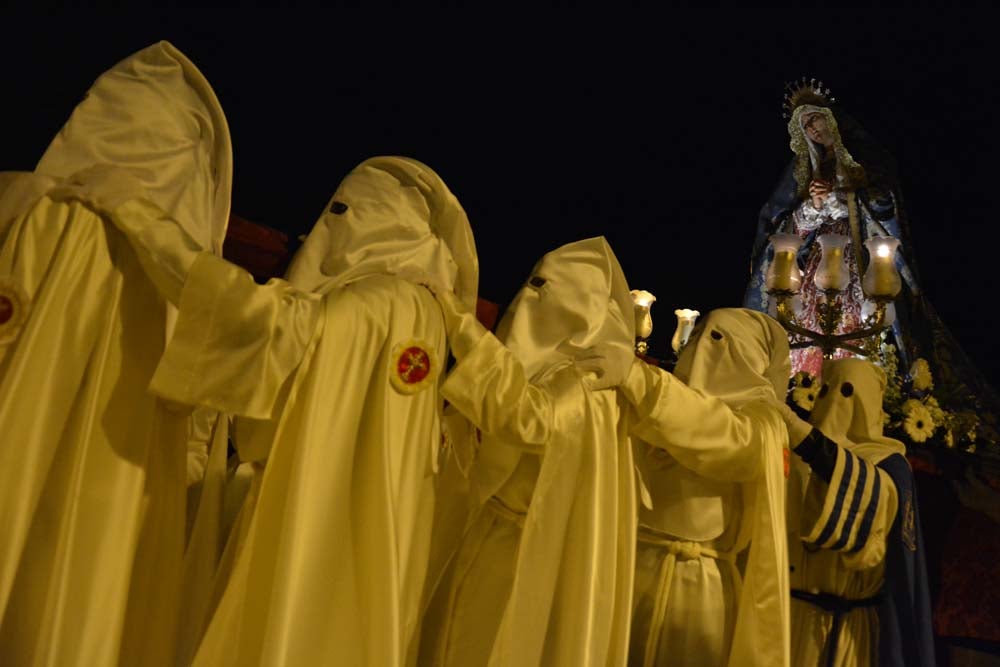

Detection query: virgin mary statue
(745, 78), (1000, 449)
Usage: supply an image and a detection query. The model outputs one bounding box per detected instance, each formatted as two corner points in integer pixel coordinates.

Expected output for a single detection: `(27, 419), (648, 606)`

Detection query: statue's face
(802, 112), (835, 148)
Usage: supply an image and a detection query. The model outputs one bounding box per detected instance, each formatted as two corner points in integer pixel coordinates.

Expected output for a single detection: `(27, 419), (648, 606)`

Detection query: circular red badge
(397, 346), (431, 384)
(390, 340), (439, 394)
(0, 296), (12, 325)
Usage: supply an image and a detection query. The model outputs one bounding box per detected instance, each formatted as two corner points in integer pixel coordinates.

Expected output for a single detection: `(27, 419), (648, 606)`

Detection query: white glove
(619, 356), (657, 408)
(432, 287), (487, 358)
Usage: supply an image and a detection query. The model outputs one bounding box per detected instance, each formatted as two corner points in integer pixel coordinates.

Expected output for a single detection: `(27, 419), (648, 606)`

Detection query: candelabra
(765, 233), (902, 358)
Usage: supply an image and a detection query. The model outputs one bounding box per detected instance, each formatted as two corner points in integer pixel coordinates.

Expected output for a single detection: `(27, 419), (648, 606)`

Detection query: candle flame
(876, 244), (891, 258)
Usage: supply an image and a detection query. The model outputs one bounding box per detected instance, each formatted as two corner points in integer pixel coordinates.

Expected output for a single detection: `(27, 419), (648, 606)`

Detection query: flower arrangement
(880, 343), (983, 453)
(784, 344), (995, 455)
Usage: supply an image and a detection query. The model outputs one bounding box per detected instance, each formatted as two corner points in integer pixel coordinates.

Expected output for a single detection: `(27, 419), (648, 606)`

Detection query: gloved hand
(619, 356), (657, 409)
(47, 164), (148, 213)
(778, 402), (813, 449)
(431, 286), (487, 359)
(576, 338), (636, 391)
(49, 166), (202, 306)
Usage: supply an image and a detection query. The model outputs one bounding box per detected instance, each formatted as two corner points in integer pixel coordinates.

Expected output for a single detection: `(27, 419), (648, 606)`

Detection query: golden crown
(782, 77), (836, 119)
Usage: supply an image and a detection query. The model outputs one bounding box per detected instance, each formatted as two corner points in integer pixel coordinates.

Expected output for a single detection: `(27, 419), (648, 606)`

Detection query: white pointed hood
(495, 236), (634, 390)
(674, 308), (791, 408)
(809, 358), (905, 464)
(286, 156), (478, 309)
(35, 40), (233, 255)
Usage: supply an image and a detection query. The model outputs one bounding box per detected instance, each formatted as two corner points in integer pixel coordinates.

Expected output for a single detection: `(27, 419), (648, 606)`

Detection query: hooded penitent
(287, 156), (477, 309)
(0, 41), (231, 667)
(787, 359), (935, 667)
(423, 236), (637, 667)
(469, 236), (635, 505)
(624, 308), (791, 667)
(809, 359), (905, 464)
(141, 156), (478, 666)
(36, 40), (232, 254)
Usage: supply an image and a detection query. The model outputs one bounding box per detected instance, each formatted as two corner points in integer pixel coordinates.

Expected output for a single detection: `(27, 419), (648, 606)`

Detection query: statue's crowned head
(781, 78), (867, 197)
(781, 77), (836, 119)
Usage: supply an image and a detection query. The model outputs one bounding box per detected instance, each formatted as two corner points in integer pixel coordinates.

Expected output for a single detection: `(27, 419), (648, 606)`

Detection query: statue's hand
(808, 178), (833, 208)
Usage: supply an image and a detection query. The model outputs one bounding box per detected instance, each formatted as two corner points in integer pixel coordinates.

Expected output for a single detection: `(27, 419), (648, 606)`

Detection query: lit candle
(765, 233), (804, 293)
(862, 237), (902, 298)
(815, 233), (850, 292)
(672, 308), (701, 353)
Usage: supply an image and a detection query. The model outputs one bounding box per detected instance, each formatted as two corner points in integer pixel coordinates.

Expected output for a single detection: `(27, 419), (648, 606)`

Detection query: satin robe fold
(422, 332), (636, 667)
(148, 252), (447, 666)
(625, 367), (790, 667)
(0, 197), (186, 666)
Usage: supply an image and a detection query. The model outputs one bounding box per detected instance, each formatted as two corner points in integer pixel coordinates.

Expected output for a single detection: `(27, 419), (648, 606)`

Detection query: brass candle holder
(631, 290), (656, 356)
(766, 233), (902, 358)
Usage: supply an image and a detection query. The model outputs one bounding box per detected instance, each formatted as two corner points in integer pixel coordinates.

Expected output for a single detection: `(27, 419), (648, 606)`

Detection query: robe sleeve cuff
(149, 253), (322, 419)
(802, 445), (894, 563)
(441, 333), (550, 446)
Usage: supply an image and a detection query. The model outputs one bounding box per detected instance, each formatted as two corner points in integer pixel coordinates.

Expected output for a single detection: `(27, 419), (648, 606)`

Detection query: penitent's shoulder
(322, 274), (439, 327)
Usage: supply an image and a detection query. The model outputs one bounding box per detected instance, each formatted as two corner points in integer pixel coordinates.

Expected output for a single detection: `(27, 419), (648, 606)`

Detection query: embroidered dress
(789, 192), (864, 376)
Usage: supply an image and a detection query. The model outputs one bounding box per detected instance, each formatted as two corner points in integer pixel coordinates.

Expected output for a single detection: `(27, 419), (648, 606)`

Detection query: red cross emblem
(390, 340), (438, 394)
(0, 296), (12, 325)
(0, 278), (29, 345)
(398, 346), (431, 384)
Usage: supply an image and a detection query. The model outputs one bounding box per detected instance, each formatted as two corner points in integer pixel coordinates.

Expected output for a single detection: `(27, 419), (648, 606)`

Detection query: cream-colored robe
(420, 332), (636, 667)
(0, 39), (231, 666)
(147, 250), (448, 666)
(0, 196), (187, 666)
(621, 308), (791, 667)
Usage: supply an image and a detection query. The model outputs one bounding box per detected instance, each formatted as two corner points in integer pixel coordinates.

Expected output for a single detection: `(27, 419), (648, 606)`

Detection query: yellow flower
(902, 398), (923, 415)
(944, 430), (955, 448)
(903, 404), (935, 443)
(924, 397), (946, 425)
(791, 386), (816, 412)
(910, 358), (934, 391)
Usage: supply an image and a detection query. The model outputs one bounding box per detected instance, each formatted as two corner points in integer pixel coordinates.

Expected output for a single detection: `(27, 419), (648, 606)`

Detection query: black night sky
(3, 10), (999, 385)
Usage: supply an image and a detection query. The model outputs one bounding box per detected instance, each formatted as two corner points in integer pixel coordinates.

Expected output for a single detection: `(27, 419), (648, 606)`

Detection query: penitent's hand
(619, 356), (655, 409)
(48, 165), (202, 306)
(430, 287), (487, 359)
(778, 402), (813, 449)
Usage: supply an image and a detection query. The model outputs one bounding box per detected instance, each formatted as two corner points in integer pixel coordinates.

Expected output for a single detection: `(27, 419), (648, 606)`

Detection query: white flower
(791, 386), (816, 412)
(910, 358), (934, 392)
(792, 371), (817, 390)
